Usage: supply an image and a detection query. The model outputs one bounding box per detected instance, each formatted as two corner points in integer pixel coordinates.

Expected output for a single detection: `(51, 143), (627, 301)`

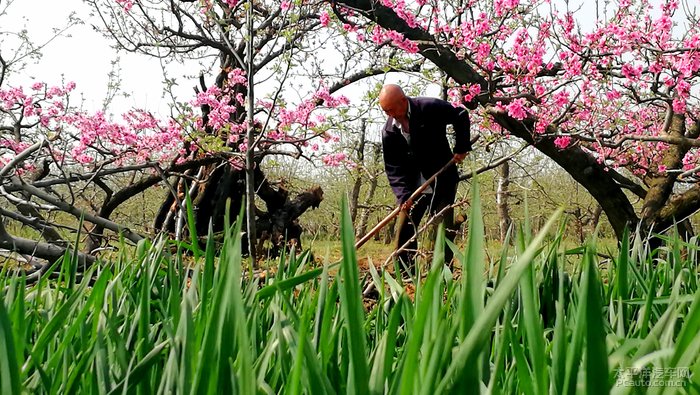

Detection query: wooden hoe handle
(354, 157), (457, 250)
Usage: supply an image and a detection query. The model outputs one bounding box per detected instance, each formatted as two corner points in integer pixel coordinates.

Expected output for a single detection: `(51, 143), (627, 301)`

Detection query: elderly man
(378, 84), (471, 273)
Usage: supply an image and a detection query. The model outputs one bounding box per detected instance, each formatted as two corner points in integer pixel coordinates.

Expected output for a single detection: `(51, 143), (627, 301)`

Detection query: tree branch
(0, 221), (95, 270)
(10, 179), (143, 244)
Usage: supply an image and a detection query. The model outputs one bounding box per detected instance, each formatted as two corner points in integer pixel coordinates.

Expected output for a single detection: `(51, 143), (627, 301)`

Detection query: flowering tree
(6, 0), (695, 271)
(326, 0), (700, 240)
(0, 1), (331, 267)
(82, 0), (429, 257)
(0, 68), (203, 268)
(1, 0), (431, 268)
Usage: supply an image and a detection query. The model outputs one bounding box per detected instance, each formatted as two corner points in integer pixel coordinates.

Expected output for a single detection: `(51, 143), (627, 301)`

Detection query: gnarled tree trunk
(153, 162), (323, 257)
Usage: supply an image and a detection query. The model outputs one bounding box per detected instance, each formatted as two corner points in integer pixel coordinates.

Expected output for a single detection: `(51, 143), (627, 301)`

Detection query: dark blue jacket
(382, 97), (471, 204)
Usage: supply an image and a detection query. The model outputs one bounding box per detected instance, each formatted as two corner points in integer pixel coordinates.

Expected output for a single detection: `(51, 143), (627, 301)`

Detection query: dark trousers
(394, 183), (458, 274)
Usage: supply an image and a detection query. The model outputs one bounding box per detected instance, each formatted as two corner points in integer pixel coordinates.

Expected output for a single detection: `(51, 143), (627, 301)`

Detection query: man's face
(380, 96), (408, 120)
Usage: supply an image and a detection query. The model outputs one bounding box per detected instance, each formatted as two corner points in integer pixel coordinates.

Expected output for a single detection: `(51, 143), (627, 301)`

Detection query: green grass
(1, 191), (699, 394)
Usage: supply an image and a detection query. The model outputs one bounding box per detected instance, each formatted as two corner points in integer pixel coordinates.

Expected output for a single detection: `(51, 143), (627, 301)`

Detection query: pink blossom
(606, 90), (621, 101)
(465, 84), (481, 102)
(476, 42), (491, 60)
(281, 1), (291, 11)
(369, 25), (420, 53)
(116, 0), (133, 12)
(675, 79), (690, 98)
(621, 64), (642, 80)
(46, 86), (62, 99)
(322, 152), (347, 167)
(505, 98), (528, 120)
(552, 91), (570, 107)
(493, 0), (521, 17)
(320, 11), (331, 27)
(0, 139), (31, 153)
(533, 84), (545, 97)
(562, 56), (582, 77)
(370, 25), (385, 44)
(672, 98), (686, 113)
(227, 68), (247, 86)
(554, 136), (572, 149)
(447, 87), (462, 107)
(63, 108), (184, 164)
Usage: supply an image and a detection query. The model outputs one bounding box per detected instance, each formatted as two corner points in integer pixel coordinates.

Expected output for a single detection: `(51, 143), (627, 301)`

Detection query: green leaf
(286, 292), (310, 395)
(257, 265), (331, 300)
(511, 335), (536, 395)
(486, 299), (514, 394)
(459, 178), (485, 338)
(436, 208), (563, 392)
(369, 297), (402, 395)
(519, 248), (546, 395)
(338, 196), (369, 395)
(108, 341), (168, 395)
(550, 260), (567, 395)
(398, 236), (443, 394)
(671, 286), (700, 367)
(583, 246), (610, 395)
(23, 266), (95, 375)
(0, 298), (20, 395)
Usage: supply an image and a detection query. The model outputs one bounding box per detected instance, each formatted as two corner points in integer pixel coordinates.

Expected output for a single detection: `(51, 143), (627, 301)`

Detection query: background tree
(0, 0), (360, 269)
(0, 4), (198, 268)
(85, 0), (438, 259)
(326, 0), (700, 242)
(5, 0), (698, 273)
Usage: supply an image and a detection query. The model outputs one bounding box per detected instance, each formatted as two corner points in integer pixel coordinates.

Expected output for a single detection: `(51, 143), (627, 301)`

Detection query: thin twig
(382, 199), (470, 268)
(362, 199), (469, 297)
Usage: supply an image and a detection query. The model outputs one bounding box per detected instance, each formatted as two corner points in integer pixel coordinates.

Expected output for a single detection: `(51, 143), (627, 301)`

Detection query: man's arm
(433, 99), (471, 154)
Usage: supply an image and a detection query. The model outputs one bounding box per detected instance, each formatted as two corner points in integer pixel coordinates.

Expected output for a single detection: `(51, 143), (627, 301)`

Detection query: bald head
(378, 84), (408, 121)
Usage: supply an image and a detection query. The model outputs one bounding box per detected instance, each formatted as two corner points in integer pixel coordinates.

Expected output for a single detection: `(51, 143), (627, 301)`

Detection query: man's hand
(401, 198), (413, 212)
(454, 152), (468, 164)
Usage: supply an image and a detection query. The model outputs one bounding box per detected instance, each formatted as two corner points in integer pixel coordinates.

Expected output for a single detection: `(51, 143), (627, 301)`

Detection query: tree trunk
(496, 161), (512, 243)
(573, 207), (585, 244)
(0, 221), (95, 269)
(357, 175), (379, 237)
(640, 113), (687, 231)
(349, 120), (367, 226)
(153, 163), (323, 257)
(497, 117), (638, 240)
(383, 217), (396, 244)
(245, 0), (258, 263)
(357, 143), (381, 237)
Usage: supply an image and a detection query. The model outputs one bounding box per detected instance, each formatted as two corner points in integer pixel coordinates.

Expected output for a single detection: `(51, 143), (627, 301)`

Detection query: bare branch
(10, 180), (143, 243)
(0, 221), (95, 270)
(0, 138), (47, 178)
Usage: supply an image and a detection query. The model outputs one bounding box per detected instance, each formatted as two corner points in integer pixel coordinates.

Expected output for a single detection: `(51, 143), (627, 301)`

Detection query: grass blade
(436, 208), (564, 392)
(583, 246), (610, 394)
(0, 298), (20, 395)
(337, 196), (369, 395)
